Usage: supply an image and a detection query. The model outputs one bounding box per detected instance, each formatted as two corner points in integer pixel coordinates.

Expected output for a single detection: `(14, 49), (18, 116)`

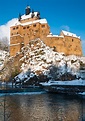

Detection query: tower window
(27, 26), (29, 29)
(16, 27), (18, 29)
(23, 27), (26, 29)
(13, 28), (15, 30)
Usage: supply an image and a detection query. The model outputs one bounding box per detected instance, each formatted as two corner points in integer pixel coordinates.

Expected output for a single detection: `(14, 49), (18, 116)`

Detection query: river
(0, 88), (85, 121)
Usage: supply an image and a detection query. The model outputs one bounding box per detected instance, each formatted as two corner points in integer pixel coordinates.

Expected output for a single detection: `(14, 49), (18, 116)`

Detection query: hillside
(0, 38), (85, 86)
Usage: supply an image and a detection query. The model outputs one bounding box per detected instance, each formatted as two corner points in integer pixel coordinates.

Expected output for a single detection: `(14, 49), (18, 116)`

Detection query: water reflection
(0, 92), (85, 121)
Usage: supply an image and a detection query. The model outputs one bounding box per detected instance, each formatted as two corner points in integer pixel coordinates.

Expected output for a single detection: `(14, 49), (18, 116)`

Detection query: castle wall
(40, 24), (50, 40)
(44, 36), (67, 54)
(10, 25), (22, 36)
(10, 35), (23, 44)
(63, 36), (82, 56)
(10, 43), (21, 56)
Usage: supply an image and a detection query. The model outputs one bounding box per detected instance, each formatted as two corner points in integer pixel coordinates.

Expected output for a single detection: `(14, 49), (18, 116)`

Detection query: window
(17, 32), (18, 34)
(23, 27), (26, 29)
(11, 33), (13, 35)
(16, 27), (18, 29)
(27, 26), (29, 29)
(72, 39), (74, 42)
(42, 25), (45, 28)
(33, 24), (36, 27)
(13, 28), (15, 30)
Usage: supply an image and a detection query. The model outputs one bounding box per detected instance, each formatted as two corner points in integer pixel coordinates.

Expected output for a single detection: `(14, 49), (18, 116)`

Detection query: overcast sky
(0, 0), (85, 55)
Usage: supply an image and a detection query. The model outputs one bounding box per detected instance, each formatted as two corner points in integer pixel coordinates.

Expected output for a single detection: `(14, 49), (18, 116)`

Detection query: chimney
(25, 6), (30, 15)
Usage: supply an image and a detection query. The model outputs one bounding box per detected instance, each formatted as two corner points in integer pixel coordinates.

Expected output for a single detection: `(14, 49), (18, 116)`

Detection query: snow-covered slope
(0, 50), (9, 67)
(0, 38), (85, 85)
(13, 38), (85, 85)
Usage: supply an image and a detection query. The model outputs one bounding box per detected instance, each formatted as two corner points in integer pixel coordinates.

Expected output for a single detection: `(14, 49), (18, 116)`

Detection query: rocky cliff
(0, 38), (85, 85)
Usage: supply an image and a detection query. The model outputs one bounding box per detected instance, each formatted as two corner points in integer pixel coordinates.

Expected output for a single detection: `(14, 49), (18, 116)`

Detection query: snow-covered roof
(21, 12), (38, 20)
(61, 30), (80, 39)
(15, 19), (47, 26)
(47, 33), (64, 38)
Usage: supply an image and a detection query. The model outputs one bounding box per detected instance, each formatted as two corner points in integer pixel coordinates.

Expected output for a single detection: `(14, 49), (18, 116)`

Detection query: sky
(0, 0), (85, 55)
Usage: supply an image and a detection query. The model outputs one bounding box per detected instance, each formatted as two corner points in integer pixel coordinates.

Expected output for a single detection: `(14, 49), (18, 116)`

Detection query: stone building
(10, 6), (82, 56)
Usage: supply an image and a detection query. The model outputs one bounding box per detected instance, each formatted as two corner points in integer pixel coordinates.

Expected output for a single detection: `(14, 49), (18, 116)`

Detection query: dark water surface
(0, 88), (85, 121)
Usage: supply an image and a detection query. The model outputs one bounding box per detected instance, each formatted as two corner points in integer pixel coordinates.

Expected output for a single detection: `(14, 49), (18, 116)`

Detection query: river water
(0, 88), (85, 121)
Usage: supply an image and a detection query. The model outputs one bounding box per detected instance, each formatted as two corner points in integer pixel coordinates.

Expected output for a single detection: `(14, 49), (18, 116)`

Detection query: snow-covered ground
(0, 50), (9, 67)
(40, 79), (85, 86)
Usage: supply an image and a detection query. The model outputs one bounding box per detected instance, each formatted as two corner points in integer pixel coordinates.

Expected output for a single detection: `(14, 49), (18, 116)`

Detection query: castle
(10, 6), (82, 56)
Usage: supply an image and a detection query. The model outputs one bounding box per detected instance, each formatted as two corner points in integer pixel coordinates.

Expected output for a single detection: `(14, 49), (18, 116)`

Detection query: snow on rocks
(14, 38), (85, 84)
(11, 38), (85, 84)
(0, 50), (9, 68)
(40, 79), (85, 86)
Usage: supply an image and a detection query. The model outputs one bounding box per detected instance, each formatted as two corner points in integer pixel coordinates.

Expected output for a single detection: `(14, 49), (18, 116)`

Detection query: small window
(33, 24), (36, 27)
(42, 25), (45, 28)
(27, 26), (29, 29)
(16, 27), (18, 29)
(13, 28), (15, 30)
(11, 33), (13, 35)
(72, 39), (74, 42)
(23, 27), (26, 29)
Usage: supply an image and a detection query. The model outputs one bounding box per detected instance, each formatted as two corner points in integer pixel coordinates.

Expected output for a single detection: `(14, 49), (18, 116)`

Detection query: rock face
(0, 53), (23, 81)
(0, 38), (85, 85)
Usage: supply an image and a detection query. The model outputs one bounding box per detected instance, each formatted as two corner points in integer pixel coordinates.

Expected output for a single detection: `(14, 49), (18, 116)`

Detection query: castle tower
(25, 6), (31, 15)
(10, 6), (50, 56)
